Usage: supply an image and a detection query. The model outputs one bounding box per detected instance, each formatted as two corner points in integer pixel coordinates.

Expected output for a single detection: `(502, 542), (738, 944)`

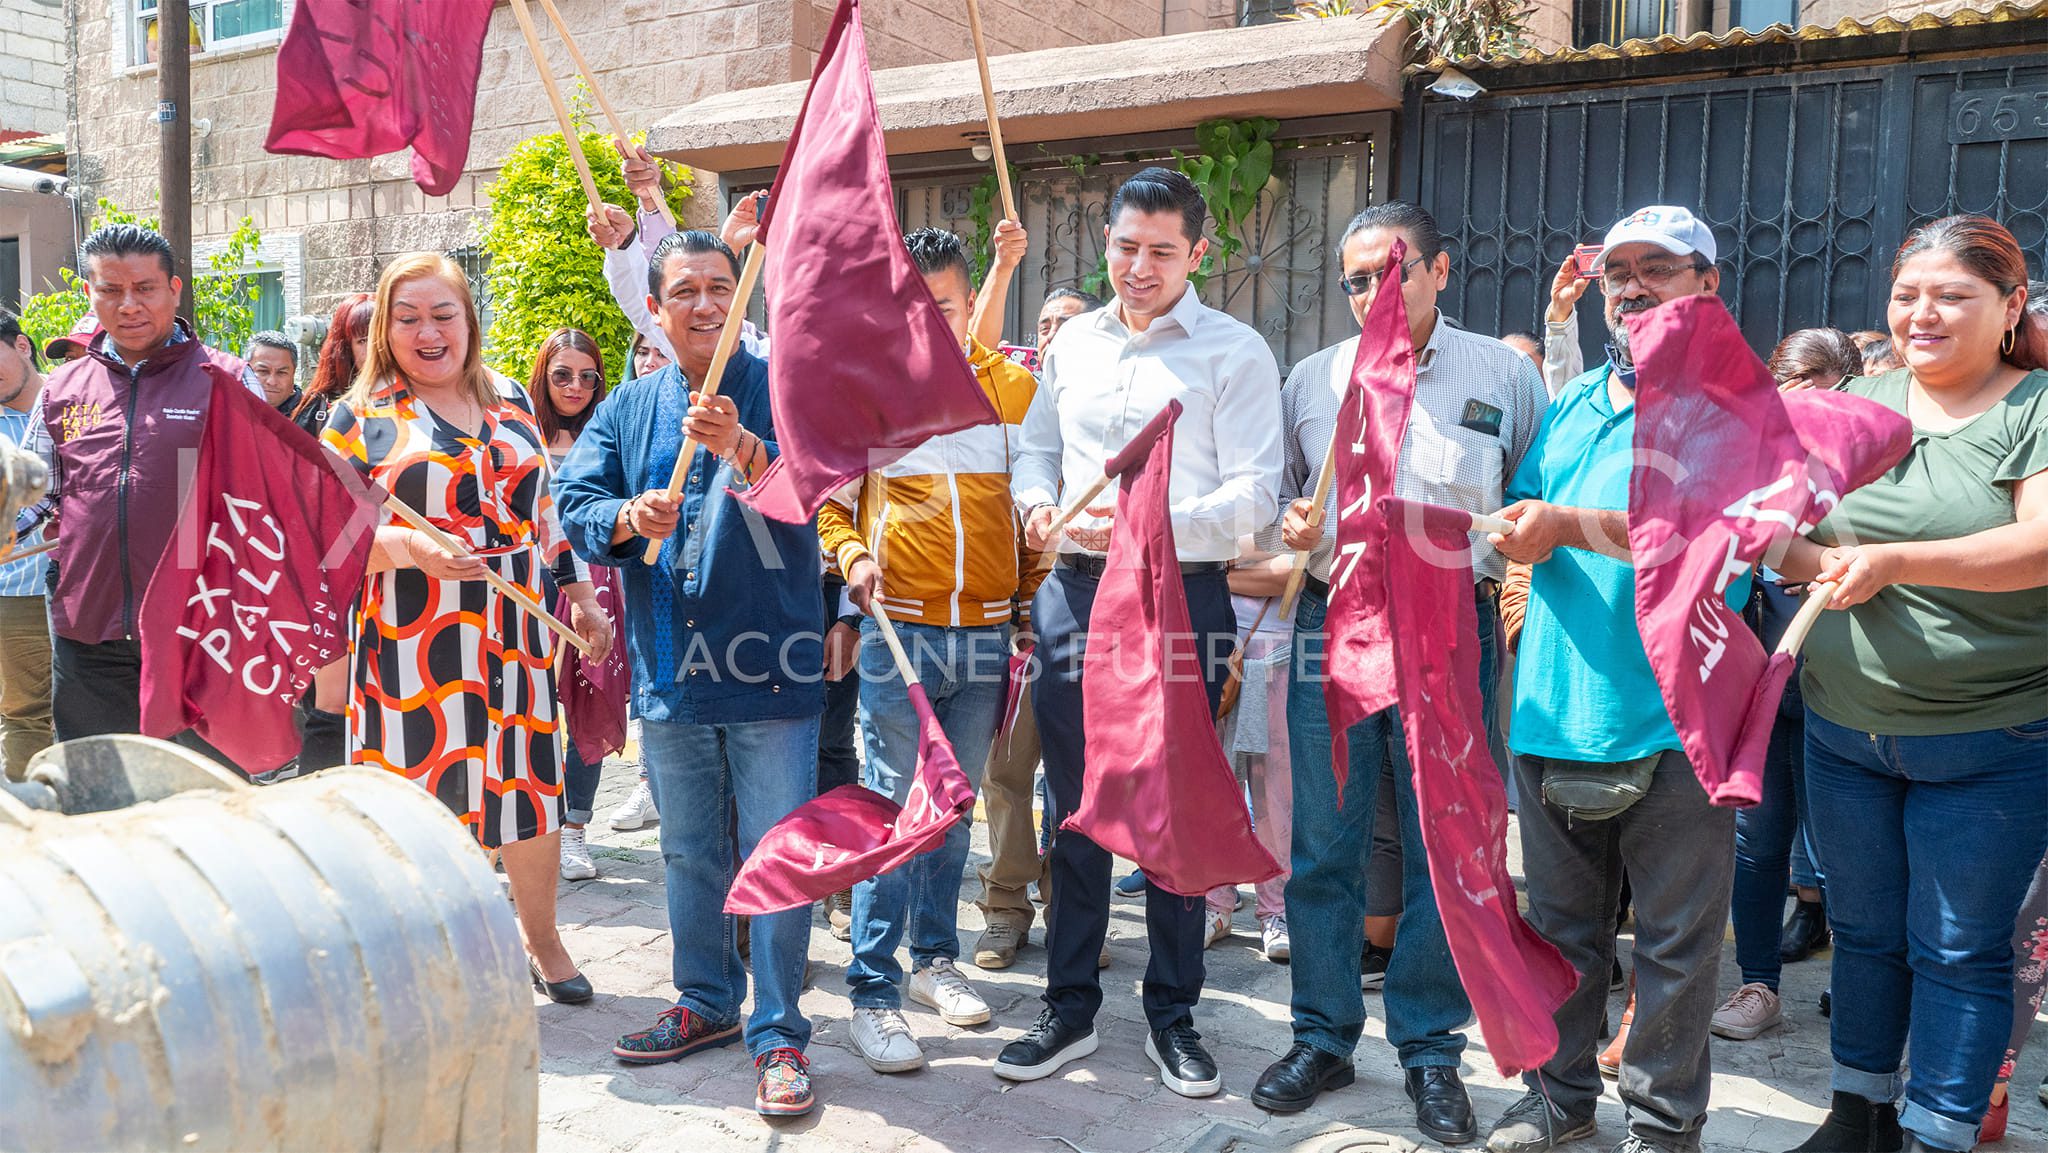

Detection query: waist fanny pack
(1541, 754), (1661, 822)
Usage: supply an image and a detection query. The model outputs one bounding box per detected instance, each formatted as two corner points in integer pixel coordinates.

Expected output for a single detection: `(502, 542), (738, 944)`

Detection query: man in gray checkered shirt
(1250, 203), (1548, 1144)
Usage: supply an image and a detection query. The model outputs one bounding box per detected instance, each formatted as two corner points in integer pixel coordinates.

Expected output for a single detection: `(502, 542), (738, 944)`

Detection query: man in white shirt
(997, 166), (1281, 1099)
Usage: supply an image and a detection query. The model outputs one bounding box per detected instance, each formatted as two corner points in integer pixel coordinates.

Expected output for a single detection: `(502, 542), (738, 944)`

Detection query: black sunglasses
(1340, 255), (1425, 297)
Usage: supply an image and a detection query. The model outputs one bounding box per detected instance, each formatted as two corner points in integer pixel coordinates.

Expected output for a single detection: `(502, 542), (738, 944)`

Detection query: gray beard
(1608, 315), (1634, 369)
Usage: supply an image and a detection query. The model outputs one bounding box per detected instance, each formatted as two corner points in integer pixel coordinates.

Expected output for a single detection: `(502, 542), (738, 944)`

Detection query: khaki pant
(0, 595), (53, 780)
(975, 676), (1050, 930)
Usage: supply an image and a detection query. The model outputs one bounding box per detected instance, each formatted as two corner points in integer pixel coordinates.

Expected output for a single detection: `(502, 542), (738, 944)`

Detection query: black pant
(817, 574), (861, 794)
(1034, 562), (1234, 1033)
(52, 632), (239, 771)
(51, 634), (142, 741)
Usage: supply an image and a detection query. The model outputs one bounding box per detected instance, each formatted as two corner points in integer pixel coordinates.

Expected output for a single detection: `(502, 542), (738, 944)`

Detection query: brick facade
(1, 0), (66, 136)
(64, 0), (1229, 321)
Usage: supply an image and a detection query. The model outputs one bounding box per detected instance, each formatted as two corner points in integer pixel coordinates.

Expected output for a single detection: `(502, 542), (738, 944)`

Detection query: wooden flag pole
(964, 0), (1015, 342)
(963, 0), (1016, 222)
(381, 492), (596, 657)
(533, 0), (678, 228)
(1042, 472), (1116, 541)
(867, 603), (924, 690)
(508, 0), (604, 214)
(1276, 434), (1341, 621)
(639, 239), (770, 564)
(0, 538), (55, 566)
(1776, 580), (1838, 658)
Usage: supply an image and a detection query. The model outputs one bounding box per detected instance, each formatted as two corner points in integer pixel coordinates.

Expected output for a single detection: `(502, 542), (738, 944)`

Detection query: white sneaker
(850, 1006), (925, 1073)
(1203, 907), (1232, 948)
(1710, 981), (1783, 1040)
(559, 826), (598, 881)
(908, 957), (991, 1026)
(1261, 915), (1290, 963)
(608, 779), (659, 830)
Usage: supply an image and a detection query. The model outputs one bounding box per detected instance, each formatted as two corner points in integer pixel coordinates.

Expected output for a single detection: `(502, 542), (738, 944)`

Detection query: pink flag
(264, 0), (496, 198)
(556, 567), (629, 766)
(1322, 239), (1418, 808)
(727, 683), (976, 914)
(737, 0), (999, 523)
(1383, 497), (1578, 1075)
(1062, 402), (1282, 897)
(1629, 295), (1910, 806)
(139, 372), (377, 773)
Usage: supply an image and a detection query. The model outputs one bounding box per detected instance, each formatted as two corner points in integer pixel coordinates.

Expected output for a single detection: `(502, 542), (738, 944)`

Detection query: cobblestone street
(535, 757), (2048, 1153)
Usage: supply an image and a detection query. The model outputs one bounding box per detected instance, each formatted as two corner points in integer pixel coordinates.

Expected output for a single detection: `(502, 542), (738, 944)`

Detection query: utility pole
(158, 0), (194, 321)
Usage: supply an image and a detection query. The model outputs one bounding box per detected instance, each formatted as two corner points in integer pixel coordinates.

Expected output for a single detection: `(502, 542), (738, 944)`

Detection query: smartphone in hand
(1571, 244), (1604, 279)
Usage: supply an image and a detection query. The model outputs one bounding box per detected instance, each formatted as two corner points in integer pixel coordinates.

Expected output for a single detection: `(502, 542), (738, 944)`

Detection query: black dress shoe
(530, 958), (594, 1004)
(1780, 898), (1831, 962)
(993, 1007), (1097, 1081)
(1252, 1041), (1355, 1113)
(1405, 1065), (1478, 1145)
(1146, 1019), (1221, 1098)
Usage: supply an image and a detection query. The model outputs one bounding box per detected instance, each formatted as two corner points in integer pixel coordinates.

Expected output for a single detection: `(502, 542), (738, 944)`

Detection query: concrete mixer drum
(0, 736), (538, 1151)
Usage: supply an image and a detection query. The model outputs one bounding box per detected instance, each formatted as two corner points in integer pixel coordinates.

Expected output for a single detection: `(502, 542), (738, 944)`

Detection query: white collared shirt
(1011, 285), (1282, 563)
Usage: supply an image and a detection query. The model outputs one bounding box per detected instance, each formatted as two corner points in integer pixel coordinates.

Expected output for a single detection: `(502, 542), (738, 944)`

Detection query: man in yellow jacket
(819, 226), (1051, 1075)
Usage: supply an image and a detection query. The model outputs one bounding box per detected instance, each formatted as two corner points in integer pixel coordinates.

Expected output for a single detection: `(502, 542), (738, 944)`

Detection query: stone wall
(65, 0), (1230, 319)
(1, 0), (66, 136)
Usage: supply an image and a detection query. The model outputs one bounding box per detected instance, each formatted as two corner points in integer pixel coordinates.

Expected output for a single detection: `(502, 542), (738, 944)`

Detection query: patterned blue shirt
(0, 396), (50, 597)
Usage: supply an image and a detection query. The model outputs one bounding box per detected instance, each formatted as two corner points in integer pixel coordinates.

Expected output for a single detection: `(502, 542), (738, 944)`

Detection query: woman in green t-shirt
(1778, 215), (2048, 1153)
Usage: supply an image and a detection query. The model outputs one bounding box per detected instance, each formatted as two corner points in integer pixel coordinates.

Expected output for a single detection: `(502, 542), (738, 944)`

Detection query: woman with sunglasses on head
(529, 328), (629, 882)
(1708, 325), (1869, 1042)
(1779, 215), (2048, 1153)
(1769, 328), (1863, 392)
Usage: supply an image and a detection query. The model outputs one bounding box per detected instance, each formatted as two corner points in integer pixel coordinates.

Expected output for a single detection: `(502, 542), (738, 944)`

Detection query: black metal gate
(1407, 50), (2048, 358)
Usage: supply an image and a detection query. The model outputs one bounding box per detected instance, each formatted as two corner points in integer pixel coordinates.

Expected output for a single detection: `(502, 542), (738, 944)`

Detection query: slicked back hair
(1107, 166), (1206, 248)
(648, 230), (742, 298)
(1339, 201), (1446, 263)
(1044, 288), (1100, 310)
(82, 222), (176, 279)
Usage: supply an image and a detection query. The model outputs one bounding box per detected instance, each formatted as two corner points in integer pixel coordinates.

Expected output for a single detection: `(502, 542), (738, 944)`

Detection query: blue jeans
(1803, 708), (2048, 1151)
(641, 713), (820, 1058)
(561, 738), (600, 825)
(847, 619), (1009, 1007)
(1731, 711), (1815, 989)
(1282, 587), (1496, 1068)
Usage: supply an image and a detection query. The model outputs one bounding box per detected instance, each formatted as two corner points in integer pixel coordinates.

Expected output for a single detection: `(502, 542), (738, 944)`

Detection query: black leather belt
(1301, 573), (1501, 601)
(1059, 554), (1228, 578)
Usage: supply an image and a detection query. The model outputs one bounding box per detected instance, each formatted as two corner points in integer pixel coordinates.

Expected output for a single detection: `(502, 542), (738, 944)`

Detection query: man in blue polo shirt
(1481, 206), (1742, 1153)
(0, 309), (52, 779)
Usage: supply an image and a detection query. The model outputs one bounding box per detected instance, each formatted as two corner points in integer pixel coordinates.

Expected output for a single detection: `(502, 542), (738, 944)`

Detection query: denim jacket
(553, 355), (824, 726)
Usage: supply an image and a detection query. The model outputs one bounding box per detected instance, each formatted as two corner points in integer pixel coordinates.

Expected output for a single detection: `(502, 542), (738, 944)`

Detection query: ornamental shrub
(481, 127), (691, 383)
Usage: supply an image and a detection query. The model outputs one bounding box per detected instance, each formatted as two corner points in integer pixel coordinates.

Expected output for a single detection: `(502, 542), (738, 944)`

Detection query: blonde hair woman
(322, 253), (613, 1002)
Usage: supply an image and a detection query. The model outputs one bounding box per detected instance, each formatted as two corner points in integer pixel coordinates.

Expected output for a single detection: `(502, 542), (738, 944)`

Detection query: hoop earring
(2003, 326), (2018, 356)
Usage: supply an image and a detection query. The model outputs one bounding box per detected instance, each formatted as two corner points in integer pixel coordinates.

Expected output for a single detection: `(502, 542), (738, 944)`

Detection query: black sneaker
(993, 1007), (1097, 1082)
(1485, 1088), (1597, 1153)
(1362, 942), (1391, 991)
(1146, 1020), (1221, 1098)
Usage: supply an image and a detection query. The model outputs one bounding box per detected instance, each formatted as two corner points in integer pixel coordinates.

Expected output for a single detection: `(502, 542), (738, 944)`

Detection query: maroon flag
(264, 0), (496, 197)
(727, 684), (976, 914)
(1322, 239), (1418, 807)
(1062, 402), (1282, 897)
(556, 567), (629, 765)
(737, 0), (998, 523)
(1384, 497), (1578, 1075)
(139, 373), (377, 772)
(1629, 296), (1910, 806)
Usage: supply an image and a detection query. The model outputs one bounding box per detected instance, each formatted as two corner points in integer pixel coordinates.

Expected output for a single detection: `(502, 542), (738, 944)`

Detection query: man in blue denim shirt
(554, 230), (825, 1118)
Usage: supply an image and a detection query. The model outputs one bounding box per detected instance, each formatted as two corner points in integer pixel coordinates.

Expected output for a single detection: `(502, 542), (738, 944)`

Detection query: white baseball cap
(1599, 206), (1717, 265)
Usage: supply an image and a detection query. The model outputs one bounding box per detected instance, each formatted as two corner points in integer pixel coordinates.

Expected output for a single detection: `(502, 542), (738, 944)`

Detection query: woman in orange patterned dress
(322, 253), (613, 1001)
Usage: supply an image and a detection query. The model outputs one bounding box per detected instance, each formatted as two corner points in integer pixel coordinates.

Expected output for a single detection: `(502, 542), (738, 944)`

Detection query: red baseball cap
(43, 314), (100, 361)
